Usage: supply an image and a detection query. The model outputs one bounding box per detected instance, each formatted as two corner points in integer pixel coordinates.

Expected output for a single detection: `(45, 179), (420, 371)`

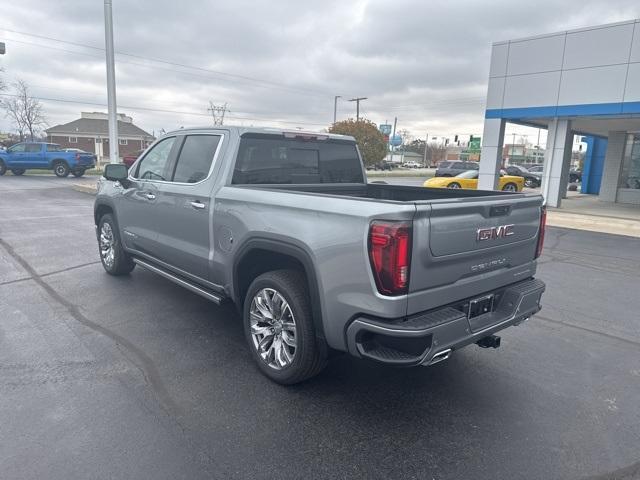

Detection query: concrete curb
(72, 183), (98, 195)
(547, 211), (640, 238)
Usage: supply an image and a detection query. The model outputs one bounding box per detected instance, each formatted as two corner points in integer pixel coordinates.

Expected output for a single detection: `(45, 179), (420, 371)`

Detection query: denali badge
(477, 224), (514, 241)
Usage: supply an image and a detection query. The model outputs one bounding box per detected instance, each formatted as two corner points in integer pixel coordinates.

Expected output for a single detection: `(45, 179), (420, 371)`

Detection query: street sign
(379, 124), (392, 135)
(469, 137), (482, 151)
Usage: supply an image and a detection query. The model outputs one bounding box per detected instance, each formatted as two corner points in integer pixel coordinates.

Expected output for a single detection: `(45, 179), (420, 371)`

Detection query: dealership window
(619, 134), (640, 190)
(68, 137), (78, 143)
(119, 138), (128, 145)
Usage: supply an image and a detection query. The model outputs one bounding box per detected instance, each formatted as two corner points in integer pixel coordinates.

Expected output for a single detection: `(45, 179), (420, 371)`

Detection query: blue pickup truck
(0, 142), (96, 178)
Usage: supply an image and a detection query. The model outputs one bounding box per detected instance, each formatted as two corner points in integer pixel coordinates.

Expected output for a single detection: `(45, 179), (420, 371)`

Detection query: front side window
(8, 144), (26, 153)
(456, 170), (479, 179)
(232, 134), (363, 184)
(135, 137), (176, 181)
(171, 135), (221, 183)
(619, 134), (640, 190)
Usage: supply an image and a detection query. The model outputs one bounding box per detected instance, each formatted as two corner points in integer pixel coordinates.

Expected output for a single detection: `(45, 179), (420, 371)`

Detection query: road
(1, 175), (639, 480)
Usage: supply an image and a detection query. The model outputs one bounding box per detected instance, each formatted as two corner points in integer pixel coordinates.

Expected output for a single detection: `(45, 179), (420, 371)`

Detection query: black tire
(53, 161), (70, 178)
(72, 169), (85, 178)
(243, 269), (327, 384)
(11, 168), (25, 176)
(502, 182), (518, 192)
(0, 160), (5, 176)
(97, 213), (135, 276)
(447, 182), (462, 189)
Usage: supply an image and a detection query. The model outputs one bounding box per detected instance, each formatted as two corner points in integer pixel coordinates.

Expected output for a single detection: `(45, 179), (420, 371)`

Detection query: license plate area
(468, 294), (495, 319)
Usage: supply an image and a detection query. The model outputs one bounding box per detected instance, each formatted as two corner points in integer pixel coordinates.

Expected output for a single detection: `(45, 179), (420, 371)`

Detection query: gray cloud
(1, 0), (639, 140)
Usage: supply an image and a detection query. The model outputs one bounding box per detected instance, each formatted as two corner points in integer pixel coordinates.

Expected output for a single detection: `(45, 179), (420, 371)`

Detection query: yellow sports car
(423, 170), (524, 192)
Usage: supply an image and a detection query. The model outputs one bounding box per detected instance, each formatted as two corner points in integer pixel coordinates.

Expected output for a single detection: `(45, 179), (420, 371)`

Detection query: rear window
(232, 134), (364, 184)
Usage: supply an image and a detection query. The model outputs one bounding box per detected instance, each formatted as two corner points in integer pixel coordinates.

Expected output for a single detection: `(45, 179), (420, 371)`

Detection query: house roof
(45, 118), (153, 138)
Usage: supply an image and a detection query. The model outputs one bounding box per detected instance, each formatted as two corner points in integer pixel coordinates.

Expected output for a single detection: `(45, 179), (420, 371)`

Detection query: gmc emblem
(477, 224), (515, 241)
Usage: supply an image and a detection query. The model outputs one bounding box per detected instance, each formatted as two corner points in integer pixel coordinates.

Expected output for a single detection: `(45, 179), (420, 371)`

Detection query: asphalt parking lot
(1, 175), (639, 480)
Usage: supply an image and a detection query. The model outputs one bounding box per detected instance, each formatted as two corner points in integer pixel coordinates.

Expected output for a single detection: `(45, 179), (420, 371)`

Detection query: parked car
(435, 160), (479, 177)
(402, 161), (423, 168)
(122, 149), (145, 168)
(0, 142), (96, 177)
(95, 127), (546, 384)
(517, 165), (582, 183)
(569, 169), (582, 183)
(504, 165), (541, 188)
(372, 160), (396, 171)
(425, 169), (524, 192)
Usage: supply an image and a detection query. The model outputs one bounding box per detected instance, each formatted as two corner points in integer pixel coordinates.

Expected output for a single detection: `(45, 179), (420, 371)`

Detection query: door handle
(190, 201), (206, 210)
(145, 193), (156, 200)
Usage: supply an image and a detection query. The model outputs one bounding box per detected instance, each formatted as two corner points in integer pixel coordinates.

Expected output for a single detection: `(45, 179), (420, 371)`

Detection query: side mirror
(104, 163), (129, 185)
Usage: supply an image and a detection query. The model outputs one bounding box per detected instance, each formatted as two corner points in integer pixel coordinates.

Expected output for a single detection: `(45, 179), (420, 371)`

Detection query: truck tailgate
(407, 194), (543, 314)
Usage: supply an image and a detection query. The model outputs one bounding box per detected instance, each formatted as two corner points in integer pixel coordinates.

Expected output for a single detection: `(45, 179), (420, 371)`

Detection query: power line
(0, 27), (344, 98)
(0, 92), (329, 127)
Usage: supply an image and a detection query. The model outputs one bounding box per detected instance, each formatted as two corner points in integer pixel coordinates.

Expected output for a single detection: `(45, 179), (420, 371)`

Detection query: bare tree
(1, 79), (45, 141)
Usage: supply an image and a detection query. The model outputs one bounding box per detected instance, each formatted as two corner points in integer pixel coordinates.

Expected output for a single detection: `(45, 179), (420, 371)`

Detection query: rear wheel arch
(233, 238), (325, 340)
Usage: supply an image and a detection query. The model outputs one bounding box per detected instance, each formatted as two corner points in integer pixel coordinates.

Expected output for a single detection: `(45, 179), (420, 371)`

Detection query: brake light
(535, 207), (547, 258)
(368, 220), (412, 295)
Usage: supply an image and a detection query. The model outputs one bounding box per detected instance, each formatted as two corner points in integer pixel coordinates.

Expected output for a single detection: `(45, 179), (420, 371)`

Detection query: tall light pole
(104, 0), (119, 163)
(349, 97), (367, 121)
(333, 96), (341, 124)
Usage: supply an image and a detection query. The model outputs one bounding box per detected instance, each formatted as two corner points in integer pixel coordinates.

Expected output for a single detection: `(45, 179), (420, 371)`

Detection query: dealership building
(480, 19), (640, 207)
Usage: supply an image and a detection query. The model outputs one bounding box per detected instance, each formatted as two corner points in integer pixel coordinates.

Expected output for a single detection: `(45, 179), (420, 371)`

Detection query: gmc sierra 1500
(94, 127), (546, 384)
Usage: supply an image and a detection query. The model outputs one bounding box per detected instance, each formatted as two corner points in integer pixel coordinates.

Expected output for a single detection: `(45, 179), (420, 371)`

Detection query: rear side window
(46, 144), (62, 152)
(453, 162), (465, 168)
(438, 161), (451, 168)
(25, 144), (41, 153)
(232, 134), (364, 184)
(172, 135), (221, 183)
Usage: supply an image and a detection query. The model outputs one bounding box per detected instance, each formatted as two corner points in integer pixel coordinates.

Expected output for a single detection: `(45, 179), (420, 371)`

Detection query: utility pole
(333, 96), (341, 124)
(349, 97), (367, 121)
(423, 132), (428, 167)
(208, 102), (229, 126)
(104, 0), (119, 164)
(390, 116), (397, 163)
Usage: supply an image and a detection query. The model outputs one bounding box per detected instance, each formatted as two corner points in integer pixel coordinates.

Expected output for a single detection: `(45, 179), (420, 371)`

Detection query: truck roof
(164, 125), (355, 141)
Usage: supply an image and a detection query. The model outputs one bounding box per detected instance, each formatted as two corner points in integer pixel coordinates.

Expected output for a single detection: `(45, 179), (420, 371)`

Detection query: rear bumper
(345, 278), (545, 366)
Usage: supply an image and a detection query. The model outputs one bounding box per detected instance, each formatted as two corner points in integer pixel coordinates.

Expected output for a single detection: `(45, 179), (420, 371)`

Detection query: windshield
(232, 134), (364, 184)
(455, 170), (479, 179)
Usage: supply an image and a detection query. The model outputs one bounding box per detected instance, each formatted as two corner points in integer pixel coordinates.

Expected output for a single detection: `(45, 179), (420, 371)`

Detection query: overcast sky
(1, 0), (640, 145)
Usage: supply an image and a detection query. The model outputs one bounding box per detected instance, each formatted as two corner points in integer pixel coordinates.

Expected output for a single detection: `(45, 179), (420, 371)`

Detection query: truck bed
(254, 182), (525, 203)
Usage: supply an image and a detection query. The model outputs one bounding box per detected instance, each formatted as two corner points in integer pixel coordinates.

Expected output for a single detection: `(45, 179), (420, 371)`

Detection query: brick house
(45, 112), (155, 163)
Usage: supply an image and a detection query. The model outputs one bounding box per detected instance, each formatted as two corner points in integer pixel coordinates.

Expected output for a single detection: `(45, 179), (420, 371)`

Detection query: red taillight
(535, 207), (547, 258)
(368, 220), (412, 295)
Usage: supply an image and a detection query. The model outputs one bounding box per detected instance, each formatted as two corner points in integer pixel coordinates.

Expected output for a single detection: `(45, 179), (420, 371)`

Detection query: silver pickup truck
(94, 127), (546, 384)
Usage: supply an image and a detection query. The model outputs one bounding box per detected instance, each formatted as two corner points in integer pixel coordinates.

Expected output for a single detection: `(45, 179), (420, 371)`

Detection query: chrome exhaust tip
(427, 348), (452, 366)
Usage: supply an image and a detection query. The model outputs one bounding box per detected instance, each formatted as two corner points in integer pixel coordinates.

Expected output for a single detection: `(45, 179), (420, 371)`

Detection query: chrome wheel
(447, 182), (461, 189)
(99, 222), (115, 269)
(503, 183), (517, 192)
(249, 288), (297, 370)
